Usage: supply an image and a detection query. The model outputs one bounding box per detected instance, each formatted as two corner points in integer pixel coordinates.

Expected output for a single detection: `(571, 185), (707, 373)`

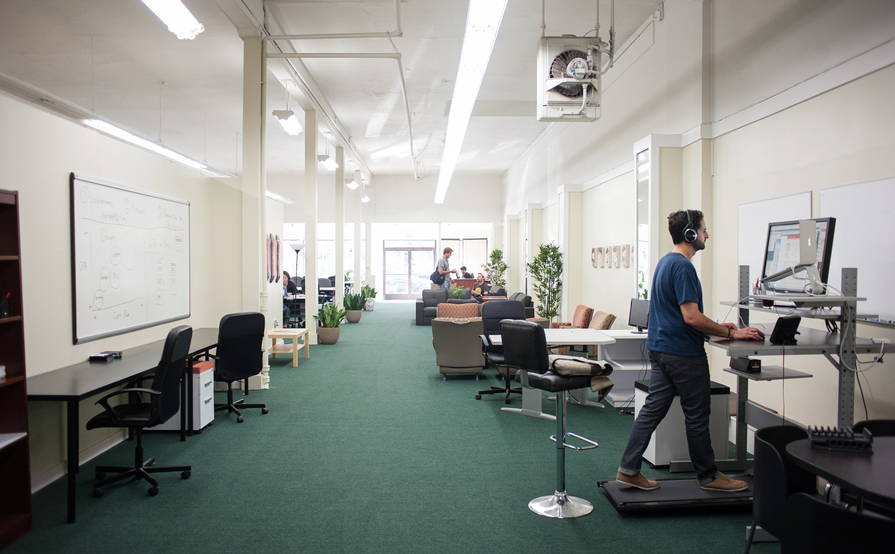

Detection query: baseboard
(31, 430), (127, 493)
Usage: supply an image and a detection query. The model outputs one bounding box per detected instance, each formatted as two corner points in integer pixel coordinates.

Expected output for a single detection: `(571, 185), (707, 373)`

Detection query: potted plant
(451, 287), (465, 299)
(314, 302), (347, 344)
(482, 249), (508, 289)
(527, 243), (563, 322)
(361, 282), (377, 311)
(344, 293), (365, 323)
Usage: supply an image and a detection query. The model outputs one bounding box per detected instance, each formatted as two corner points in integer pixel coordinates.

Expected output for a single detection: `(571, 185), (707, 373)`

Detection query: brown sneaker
(699, 474), (748, 492)
(616, 472), (659, 491)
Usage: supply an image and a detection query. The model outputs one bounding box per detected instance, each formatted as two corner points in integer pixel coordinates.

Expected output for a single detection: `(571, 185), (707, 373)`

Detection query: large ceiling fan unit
(536, 36), (601, 122)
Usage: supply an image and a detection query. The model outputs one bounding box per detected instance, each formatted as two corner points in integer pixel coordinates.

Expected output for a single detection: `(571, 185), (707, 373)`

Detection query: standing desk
(490, 328), (615, 420)
(26, 327), (218, 523)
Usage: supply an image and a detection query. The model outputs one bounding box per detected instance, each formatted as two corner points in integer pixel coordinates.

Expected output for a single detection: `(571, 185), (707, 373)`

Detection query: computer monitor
(628, 298), (649, 334)
(761, 217), (835, 294)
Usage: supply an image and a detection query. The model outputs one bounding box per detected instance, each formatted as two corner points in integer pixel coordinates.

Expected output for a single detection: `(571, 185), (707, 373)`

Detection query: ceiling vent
(536, 36), (602, 122)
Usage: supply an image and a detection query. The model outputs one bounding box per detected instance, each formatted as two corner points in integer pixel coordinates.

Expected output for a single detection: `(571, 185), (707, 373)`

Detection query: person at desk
(471, 273), (489, 299)
(436, 247), (456, 290)
(616, 209), (765, 492)
(458, 266), (473, 279)
(283, 271), (298, 295)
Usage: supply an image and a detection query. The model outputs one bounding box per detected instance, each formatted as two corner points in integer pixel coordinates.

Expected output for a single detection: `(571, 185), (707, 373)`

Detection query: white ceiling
(0, 0), (661, 186)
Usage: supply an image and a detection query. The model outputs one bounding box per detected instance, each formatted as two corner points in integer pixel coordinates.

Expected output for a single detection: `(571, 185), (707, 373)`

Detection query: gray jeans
(618, 350), (720, 484)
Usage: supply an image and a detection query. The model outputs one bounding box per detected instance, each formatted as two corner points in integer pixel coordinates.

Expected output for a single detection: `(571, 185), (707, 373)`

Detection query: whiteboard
(737, 192), (811, 287)
(70, 174), (190, 344)
(820, 177), (895, 324)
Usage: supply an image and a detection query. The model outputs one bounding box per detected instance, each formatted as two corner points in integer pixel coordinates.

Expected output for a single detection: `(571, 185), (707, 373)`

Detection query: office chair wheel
(505, 397), (512, 404)
(93, 488), (104, 498)
(237, 416), (244, 423)
(148, 487), (159, 497)
(475, 394), (482, 400)
(181, 471), (191, 479)
(262, 408), (269, 414)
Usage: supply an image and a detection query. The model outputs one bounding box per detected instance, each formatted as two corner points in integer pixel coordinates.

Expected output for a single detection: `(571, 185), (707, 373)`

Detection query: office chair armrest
(480, 334), (493, 347)
(95, 388), (161, 425)
(190, 346), (219, 362)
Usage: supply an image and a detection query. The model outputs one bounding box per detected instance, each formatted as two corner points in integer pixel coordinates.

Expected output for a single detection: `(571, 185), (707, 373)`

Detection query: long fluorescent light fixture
(84, 119), (231, 177)
(433, 0), (508, 204)
(141, 0), (205, 40)
(318, 155), (339, 171)
(265, 190), (294, 205)
(273, 110), (303, 136)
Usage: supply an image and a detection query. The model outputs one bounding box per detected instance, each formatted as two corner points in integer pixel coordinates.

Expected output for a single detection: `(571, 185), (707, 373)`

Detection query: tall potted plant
(482, 249), (508, 289)
(344, 293), (365, 323)
(527, 243), (563, 322)
(314, 302), (347, 344)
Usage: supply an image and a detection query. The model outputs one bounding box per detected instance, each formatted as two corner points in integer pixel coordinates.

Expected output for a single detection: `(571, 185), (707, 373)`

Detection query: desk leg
(66, 399), (79, 523)
(304, 333), (309, 359)
(271, 338), (278, 359)
(185, 360), (194, 438)
(291, 340), (298, 367)
(501, 372), (556, 421)
(180, 364), (188, 441)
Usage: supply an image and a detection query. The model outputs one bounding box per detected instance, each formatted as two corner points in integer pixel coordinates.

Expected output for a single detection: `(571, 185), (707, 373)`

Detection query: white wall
(0, 91), (247, 481)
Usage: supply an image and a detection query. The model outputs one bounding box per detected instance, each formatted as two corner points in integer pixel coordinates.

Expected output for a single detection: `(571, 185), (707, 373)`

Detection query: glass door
(383, 242), (435, 300)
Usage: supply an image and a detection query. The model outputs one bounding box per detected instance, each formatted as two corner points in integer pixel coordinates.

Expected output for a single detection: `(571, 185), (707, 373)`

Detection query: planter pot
(346, 310), (362, 323)
(364, 298), (375, 311)
(317, 326), (341, 344)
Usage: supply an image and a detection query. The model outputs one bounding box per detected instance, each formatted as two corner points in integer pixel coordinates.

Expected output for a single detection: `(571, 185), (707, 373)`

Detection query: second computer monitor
(628, 298), (649, 334)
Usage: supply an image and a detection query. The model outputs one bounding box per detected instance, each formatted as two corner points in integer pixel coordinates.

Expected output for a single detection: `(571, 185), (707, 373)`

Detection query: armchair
(508, 292), (535, 318)
(86, 325), (193, 498)
(415, 289), (448, 325)
(432, 317), (485, 379)
(550, 304), (594, 354)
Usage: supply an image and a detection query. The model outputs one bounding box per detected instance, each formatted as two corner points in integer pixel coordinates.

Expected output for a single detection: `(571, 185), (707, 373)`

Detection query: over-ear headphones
(683, 210), (697, 243)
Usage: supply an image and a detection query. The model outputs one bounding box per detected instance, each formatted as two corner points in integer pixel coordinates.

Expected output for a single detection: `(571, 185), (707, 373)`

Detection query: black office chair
(781, 492), (893, 553)
(201, 312), (269, 423)
(475, 300), (526, 403)
(86, 325), (193, 498)
(744, 425), (816, 553)
(502, 319), (599, 518)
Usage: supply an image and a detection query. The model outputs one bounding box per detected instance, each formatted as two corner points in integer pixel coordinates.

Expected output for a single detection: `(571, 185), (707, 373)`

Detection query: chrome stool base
(529, 491), (594, 519)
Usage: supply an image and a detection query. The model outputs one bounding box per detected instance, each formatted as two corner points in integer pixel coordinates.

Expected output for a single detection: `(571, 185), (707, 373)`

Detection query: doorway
(383, 241), (435, 300)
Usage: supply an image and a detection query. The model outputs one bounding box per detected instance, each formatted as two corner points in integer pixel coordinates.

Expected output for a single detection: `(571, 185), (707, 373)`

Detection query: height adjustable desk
(26, 327), (219, 523)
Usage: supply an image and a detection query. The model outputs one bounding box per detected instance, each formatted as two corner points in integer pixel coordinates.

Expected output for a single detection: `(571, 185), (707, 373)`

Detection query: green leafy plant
(451, 287), (465, 298)
(637, 269), (648, 300)
(314, 302), (347, 328)
(481, 249), (508, 289)
(343, 293), (366, 311)
(360, 282), (377, 299)
(527, 243), (563, 322)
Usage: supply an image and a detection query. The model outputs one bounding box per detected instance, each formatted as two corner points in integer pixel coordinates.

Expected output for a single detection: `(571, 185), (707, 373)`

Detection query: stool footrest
(550, 431), (598, 451)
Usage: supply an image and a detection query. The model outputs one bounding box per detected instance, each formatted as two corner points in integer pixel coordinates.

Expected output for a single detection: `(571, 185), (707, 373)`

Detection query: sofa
(508, 292), (535, 318)
(415, 288), (474, 325)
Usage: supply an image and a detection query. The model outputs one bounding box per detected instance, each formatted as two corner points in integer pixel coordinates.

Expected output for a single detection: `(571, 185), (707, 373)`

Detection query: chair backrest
(422, 288), (448, 307)
(215, 312), (265, 382)
(782, 492), (893, 553)
(752, 425), (814, 538)
(318, 277), (332, 288)
(481, 300), (526, 335)
(437, 302), (479, 319)
(590, 311), (616, 330)
(150, 325), (193, 424)
(571, 305), (594, 328)
(851, 419), (895, 436)
(489, 286), (506, 297)
(502, 320), (550, 374)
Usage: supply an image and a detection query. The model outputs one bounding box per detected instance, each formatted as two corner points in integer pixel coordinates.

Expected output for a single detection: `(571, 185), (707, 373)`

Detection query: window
(442, 238), (488, 276)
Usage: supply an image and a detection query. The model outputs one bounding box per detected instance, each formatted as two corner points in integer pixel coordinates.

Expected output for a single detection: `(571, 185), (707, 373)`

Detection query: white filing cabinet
(148, 361), (215, 431)
(634, 379), (730, 467)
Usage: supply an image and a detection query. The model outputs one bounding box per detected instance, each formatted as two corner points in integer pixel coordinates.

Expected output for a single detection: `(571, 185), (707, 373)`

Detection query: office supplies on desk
(808, 426), (873, 453)
(89, 353), (114, 363)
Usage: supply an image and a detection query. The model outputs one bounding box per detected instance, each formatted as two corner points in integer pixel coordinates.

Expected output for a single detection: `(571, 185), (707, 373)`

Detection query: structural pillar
(304, 110), (319, 345)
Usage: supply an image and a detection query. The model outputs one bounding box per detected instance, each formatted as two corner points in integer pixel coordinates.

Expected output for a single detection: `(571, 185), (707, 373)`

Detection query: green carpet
(10, 302), (781, 553)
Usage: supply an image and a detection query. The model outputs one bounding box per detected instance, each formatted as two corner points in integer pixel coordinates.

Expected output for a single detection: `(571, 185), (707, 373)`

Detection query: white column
(334, 147), (345, 307)
(365, 220), (373, 292)
(304, 110), (318, 345)
(353, 170), (362, 294)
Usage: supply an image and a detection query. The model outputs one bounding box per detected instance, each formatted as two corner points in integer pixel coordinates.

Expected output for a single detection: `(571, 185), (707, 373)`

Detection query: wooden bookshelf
(0, 189), (32, 548)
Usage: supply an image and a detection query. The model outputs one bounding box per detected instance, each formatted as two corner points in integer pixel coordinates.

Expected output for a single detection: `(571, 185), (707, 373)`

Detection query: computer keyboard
(808, 426), (874, 453)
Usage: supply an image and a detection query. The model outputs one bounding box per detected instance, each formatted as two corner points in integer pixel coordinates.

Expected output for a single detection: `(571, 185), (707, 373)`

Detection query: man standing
(436, 247), (456, 289)
(616, 209), (764, 492)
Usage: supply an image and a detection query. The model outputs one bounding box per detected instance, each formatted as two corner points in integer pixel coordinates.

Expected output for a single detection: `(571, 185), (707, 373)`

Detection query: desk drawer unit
(148, 362), (215, 431)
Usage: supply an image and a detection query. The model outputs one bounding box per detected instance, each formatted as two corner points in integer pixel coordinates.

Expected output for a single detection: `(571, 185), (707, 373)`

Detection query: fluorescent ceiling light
(434, 0), (508, 204)
(265, 190), (294, 205)
(272, 110), (303, 136)
(85, 119), (208, 170)
(361, 195), (370, 203)
(345, 179), (359, 190)
(141, 0), (205, 40)
(318, 155), (339, 171)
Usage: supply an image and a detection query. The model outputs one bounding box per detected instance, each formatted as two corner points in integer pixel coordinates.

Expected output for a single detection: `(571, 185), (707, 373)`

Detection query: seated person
(283, 271), (298, 295)
(471, 273), (490, 299)
(458, 266), (474, 279)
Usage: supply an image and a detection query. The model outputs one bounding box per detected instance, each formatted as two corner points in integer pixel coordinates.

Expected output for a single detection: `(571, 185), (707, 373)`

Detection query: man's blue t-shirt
(646, 252), (706, 356)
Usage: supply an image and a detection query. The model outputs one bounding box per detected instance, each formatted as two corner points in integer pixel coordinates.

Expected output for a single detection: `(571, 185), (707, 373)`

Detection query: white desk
(490, 328), (615, 420)
(596, 330), (651, 408)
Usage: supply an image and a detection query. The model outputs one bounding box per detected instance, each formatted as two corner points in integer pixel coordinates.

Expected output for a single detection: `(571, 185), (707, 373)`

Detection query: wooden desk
(787, 437), (895, 512)
(268, 328), (309, 367)
(26, 327), (218, 523)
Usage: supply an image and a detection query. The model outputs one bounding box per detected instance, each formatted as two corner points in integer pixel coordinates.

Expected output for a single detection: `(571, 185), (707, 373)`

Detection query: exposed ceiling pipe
(265, 0), (419, 180)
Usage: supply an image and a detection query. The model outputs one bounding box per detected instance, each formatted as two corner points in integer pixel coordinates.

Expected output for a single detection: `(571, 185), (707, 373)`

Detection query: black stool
(502, 320), (599, 518)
